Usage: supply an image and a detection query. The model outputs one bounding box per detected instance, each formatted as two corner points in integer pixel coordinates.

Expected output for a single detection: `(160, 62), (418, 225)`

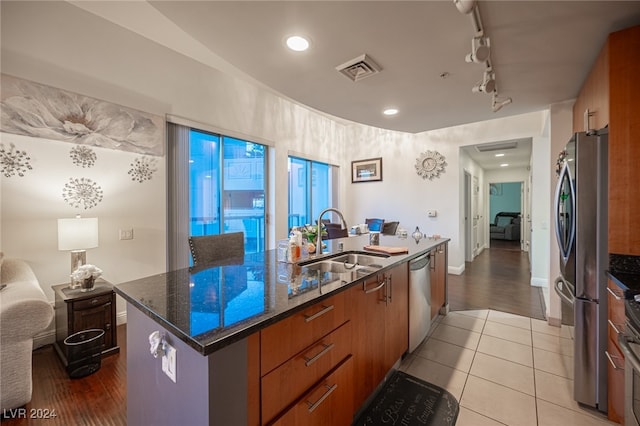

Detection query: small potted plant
(71, 264), (103, 292)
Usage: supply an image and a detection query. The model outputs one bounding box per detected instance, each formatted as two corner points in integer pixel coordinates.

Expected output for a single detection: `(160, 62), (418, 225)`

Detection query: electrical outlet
(427, 210), (437, 217)
(161, 343), (177, 383)
(119, 228), (134, 240)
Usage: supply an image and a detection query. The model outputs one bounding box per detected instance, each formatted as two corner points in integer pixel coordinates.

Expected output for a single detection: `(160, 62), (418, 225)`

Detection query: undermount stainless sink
(304, 261), (352, 274)
(329, 253), (386, 268)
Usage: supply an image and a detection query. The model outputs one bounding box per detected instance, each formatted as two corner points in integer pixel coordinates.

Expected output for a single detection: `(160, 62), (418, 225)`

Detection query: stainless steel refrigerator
(553, 129), (608, 411)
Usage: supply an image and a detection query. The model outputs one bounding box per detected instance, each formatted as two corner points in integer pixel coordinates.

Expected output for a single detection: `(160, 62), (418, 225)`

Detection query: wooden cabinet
(53, 280), (119, 365)
(272, 356), (354, 426)
(576, 24), (640, 421)
(430, 242), (448, 320)
(574, 25), (640, 256)
(350, 263), (409, 411)
(260, 292), (351, 425)
(606, 279), (626, 423)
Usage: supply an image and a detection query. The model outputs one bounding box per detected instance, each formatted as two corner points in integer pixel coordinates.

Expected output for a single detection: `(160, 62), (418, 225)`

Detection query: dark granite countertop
(607, 253), (640, 298)
(115, 234), (449, 356)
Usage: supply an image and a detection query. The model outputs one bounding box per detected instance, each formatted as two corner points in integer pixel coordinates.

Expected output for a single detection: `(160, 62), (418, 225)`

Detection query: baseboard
(448, 264), (465, 275)
(117, 311), (127, 326)
(530, 277), (548, 287)
(547, 316), (562, 327)
(34, 329), (56, 349)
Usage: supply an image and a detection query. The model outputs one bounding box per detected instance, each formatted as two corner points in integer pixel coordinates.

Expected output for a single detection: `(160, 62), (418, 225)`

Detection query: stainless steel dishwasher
(409, 252), (431, 352)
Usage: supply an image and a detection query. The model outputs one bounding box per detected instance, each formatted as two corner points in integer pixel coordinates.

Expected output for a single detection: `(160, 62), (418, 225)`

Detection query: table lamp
(58, 215), (99, 274)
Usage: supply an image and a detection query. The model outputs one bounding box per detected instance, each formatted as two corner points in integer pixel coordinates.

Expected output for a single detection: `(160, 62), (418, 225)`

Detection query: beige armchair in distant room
(0, 256), (54, 411)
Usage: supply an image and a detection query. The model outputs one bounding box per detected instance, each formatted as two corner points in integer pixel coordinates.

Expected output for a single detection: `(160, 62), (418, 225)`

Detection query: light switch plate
(427, 210), (437, 217)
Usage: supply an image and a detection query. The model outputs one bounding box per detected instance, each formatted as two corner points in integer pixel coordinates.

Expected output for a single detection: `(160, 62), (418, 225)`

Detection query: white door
(473, 176), (480, 256)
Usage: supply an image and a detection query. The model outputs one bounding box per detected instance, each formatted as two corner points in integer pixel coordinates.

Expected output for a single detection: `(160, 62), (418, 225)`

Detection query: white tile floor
(399, 309), (618, 426)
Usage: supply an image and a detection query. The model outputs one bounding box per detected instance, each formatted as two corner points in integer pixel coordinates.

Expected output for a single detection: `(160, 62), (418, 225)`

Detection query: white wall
(547, 100), (575, 324)
(1, 2), (557, 326)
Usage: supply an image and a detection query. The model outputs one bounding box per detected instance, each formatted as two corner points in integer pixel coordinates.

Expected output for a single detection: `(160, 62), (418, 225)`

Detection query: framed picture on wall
(489, 183), (503, 195)
(352, 157), (382, 183)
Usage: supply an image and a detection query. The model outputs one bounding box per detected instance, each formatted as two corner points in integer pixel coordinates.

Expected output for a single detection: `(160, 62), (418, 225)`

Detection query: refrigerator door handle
(554, 276), (575, 306)
(554, 161), (576, 265)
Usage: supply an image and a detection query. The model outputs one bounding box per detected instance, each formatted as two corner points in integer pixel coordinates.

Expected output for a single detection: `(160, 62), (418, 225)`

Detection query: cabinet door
(430, 246), (445, 319)
(384, 263), (409, 370)
(72, 302), (113, 349)
(272, 356), (353, 426)
(350, 274), (387, 411)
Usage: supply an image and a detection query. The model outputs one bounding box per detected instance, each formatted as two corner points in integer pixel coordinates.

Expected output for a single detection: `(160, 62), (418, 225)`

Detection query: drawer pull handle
(364, 279), (386, 294)
(605, 350), (624, 371)
(306, 383), (337, 413)
(606, 286), (623, 301)
(608, 319), (623, 335)
(90, 298), (99, 305)
(304, 343), (335, 367)
(304, 305), (334, 323)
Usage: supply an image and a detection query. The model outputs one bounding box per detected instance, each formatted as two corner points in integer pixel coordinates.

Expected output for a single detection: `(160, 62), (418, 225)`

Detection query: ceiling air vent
(336, 54), (382, 82)
(476, 141), (518, 152)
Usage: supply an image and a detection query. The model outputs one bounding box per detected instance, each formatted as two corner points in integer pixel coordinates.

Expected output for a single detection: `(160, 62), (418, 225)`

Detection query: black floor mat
(353, 370), (459, 426)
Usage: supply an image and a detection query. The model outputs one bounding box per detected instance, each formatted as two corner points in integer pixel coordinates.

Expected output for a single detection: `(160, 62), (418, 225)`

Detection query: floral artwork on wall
(0, 74), (164, 156)
(0, 142), (33, 177)
(70, 145), (97, 168)
(128, 156), (157, 183)
(62, 177), (104, 209)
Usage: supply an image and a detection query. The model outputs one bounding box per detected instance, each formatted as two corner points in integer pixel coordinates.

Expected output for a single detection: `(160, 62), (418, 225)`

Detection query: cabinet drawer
(262, 321), (352, 424)
(271, 356), (353, 426)
(73, 293), (112, 311)
(261, 292), (347, 374)
(606, 338), (625, 423)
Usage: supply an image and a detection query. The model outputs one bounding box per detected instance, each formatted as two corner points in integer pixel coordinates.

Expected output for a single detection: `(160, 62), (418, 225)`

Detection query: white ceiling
(74, 1), (640, 168)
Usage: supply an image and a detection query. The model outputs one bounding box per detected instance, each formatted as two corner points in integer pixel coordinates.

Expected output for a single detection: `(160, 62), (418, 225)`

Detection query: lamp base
(70, 250), (87, 288)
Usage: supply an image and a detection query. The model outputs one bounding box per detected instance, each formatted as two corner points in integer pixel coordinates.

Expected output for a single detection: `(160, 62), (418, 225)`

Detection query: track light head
(472, 71), (496, 94)
(453, 0), (477, 14)
(465, 37), (490, 64)
(492, 96), (512, 112)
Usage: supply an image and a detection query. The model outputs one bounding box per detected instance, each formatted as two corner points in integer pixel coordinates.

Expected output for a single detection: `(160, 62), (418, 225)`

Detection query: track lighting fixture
(492, 94), (512, 112)
(453, 0), (476, 14)
(465, 36), (490, 64)
(453, 0), (513, 112)
(472, 70), (496, 94)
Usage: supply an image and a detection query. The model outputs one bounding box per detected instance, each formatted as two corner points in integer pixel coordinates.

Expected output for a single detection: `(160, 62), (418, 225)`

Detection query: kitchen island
(115, 234), (449, 425)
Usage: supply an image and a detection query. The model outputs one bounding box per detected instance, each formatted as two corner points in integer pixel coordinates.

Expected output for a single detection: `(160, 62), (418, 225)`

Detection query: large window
(190, 130), (266, 253)
(288, 156), (337, 229)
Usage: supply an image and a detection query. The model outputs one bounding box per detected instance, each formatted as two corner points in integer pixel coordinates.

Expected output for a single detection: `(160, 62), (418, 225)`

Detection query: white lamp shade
(58, 217), (99, 250)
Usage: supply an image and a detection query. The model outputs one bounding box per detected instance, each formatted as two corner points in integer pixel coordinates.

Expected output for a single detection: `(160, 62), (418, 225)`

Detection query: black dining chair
(188, 232), (245, 267)
(325, 223), (349, 240)
(382, 221), (399, 235)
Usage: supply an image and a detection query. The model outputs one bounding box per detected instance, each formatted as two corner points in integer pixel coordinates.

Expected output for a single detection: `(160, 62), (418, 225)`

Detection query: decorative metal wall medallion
(128, 156), (157, 183)
(62, 177), (104, 209)
(70, 145), (97, 168)
(415, 150), (446, 180)
(1, 142), (33, 177)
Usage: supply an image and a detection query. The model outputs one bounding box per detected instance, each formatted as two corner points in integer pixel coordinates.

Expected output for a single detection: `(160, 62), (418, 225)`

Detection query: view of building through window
(288, 156), (334, 232)
(189, 130), (266, 253)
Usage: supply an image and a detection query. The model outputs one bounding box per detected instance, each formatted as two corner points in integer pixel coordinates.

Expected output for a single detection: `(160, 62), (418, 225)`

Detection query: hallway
(448, 243), (546, 320)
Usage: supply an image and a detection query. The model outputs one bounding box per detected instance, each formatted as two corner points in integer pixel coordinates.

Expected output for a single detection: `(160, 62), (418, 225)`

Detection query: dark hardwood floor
(448, 240), (547, 320)
(2, 244), (544, 425)
(1, 326), (127, 425)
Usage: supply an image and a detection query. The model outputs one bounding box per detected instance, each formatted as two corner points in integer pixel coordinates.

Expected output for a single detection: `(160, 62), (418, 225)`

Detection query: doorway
(489, 181), (523, 251)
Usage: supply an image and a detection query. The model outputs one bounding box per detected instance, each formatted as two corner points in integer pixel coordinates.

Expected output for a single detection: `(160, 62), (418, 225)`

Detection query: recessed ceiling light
(500, 163), (509, 167)
(495, 153), (505, 157)
(383, 108), (398, 116)
(286, 35), (309, 52)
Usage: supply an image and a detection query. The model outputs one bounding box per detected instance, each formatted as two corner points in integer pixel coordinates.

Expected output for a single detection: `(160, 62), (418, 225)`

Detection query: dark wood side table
(53, 279), (120, 366)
